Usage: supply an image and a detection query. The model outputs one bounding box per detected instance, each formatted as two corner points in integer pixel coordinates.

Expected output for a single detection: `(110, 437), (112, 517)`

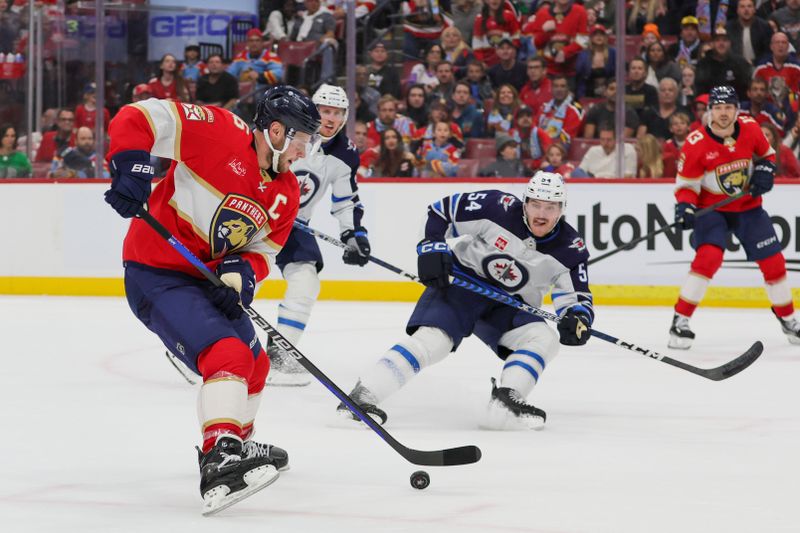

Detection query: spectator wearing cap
(770, 0), (800, 51)
(367, 42), (401, 99)
(627, 0), (667, 35)
(35, 108), (75, 163)
(463, 60), (494, 105)
(740, 77), (795, 136)
(196, 53), (240, 109)
(410, 99), (464, 153)
(582, 80), (639, 139)
(74, 83), (110, 130)
(472, 0), (520, 67)
(726, 0), (773, 64)
(487, 38), (527, 92)
(690, 93), (709, 131)
(451, 81), (484, 139)
(478, 133), (534, 177)
(132, 84), (153, 103)
(695, 28), (753, 100)
(753, 32), (800, 100)
(441, 26), (474, 78)
(487, 83), (522, 137)
(530, 0), (589, 78)
(356, 64), (381, 117)
(265, 0), (300, 41)
(290, 0), (337, 84)
(180, 43), (208, 83)
(227, 28), (283, 87)
(519, 57), (552, 117)
(537, 75), (583, 147)
(148, 53), (190, 101)
(417, 120), (461, 177)
(574, 24), (616, 99)
(625, 57), (658, 118)
(430, 60), (457, 102)
(638, 23), (660, 59)
(509, 105), (545, 159)
(644, 41), (682, 88)
(574, 123), (637, 178)
(668, 16), (702, 68)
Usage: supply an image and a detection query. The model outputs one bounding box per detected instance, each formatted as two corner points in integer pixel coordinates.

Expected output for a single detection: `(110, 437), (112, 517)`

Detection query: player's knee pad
(691, 244), (724, 279)
(500, 322), (560, 373)
(248, 349), (270, 395)
(197, 337), (255, 382)
(757, 252), (787, 283)
(392, 327), (453, 372)
(281, 262), (321, 313)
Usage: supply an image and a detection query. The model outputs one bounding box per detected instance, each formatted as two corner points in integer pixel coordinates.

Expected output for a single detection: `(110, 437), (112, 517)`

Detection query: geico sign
(573, 202), (800, 253)
(149, 15), (257, 38)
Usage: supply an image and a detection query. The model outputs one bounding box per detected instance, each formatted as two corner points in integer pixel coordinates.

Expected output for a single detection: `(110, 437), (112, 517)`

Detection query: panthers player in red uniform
(104, 86), (321, 515)
(670, 85), (800, 349)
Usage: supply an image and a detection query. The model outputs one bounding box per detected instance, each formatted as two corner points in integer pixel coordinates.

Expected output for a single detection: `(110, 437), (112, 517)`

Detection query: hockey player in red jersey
(670, 85), (800, 349)
(103, 86), (321, 515)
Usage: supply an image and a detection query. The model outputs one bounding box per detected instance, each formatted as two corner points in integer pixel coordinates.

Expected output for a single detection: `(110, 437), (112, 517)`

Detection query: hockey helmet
(708, 85), (739, 108)
(524, 171), (567, 210)
(312, 84), (349, 142)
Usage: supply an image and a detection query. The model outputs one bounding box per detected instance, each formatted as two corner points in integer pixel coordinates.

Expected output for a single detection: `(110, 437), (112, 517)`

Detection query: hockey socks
(276, 262), (321, 346)
(758, 253), (795, 318)
(675, 244), (723, 317)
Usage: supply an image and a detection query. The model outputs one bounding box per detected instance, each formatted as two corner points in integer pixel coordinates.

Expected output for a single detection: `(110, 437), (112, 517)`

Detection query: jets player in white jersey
(337, 172), (594, 429)
(269, 84), (370, 385)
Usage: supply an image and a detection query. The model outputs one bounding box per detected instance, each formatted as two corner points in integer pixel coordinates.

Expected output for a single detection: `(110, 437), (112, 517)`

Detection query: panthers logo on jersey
(210, 193), (268, 258)
(482, 254), (530, 291)
(715, 159), (750, 196)
(295, 170), (321, 208)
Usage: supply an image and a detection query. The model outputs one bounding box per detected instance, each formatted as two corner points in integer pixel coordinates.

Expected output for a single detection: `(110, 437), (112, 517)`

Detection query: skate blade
(479, 403), (545, 431)
(266, 371), (312, 387)
(201, 465), (279, 517)
(786, 334), (800, 346)
(668, 335), (693, 350)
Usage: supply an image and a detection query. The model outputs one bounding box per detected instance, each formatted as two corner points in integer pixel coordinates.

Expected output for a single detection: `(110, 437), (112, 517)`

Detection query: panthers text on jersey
(423, 189), (594, 322)
(676, 115), (776, 212)
(107, 98), (299, 282)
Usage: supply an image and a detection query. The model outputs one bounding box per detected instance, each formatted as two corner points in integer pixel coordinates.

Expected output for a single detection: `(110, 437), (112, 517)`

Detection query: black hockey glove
(558, 309), (591, 346)
(417, 239), (453, 289)
(104, 150), (155, 218)
(209, 255), (255, 320)
(675, 202), (696, 229)
(341, 227), (371, 266)
(749, 160), (776, 197)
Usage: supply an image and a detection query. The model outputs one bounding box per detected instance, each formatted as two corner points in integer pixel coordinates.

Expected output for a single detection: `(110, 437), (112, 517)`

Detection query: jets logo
(498, 194), (516, 211)
(295, 170), (321, 207)
(569, 237), (586, 252)
(482, 254), (529, 291)
(210, 194), (268, 258)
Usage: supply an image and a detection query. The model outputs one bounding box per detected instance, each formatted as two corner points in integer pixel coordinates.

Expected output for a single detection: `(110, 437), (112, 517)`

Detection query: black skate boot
(336, 380), (388, 426)
(773, 310), (800, 345)
(668, 312), (695, 350)
(198, 435), (279, 516)
(266, 340), (311, 387)
(242, 440), (290, 472)
(483, 378), (546, 430)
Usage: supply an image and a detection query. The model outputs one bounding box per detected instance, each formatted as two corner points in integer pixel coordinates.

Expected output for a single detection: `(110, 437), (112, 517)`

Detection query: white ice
(1, 296), (798, 533)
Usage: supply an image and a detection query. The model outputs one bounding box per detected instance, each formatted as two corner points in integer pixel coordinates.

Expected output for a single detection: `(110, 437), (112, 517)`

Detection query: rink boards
(2, 178), (799, 307)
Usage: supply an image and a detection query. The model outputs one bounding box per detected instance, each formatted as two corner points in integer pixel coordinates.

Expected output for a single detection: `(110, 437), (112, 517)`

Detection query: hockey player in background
(670, 85), (800, 349)
(103, 86), (321, 514)
(338, 172), (594, 429)
(268, 84), (371, 386)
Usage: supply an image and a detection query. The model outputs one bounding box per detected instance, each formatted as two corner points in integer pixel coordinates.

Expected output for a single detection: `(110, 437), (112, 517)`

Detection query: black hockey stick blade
(661, 341), (764, 381)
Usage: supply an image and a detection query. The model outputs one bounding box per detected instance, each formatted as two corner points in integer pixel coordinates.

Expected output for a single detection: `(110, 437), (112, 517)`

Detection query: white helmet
(312, 83), (349, 142)
(524, 171), (567, 210)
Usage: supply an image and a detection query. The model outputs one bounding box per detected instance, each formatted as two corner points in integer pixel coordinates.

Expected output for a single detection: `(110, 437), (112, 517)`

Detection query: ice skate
(774, 310), (800, 345)
(482, 378), (546, 430)
(668, 313), (695, 349)
(336, 380), (388, 426)
(198, 439), (290, 472)
(266, 342), (311, 387)
(198, 435), (279, 516)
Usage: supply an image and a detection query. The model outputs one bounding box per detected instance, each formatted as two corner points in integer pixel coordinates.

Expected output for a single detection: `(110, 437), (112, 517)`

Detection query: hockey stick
(586, 192), (748, 266)
(295, 223), (764, 381)
(137, 208), (481, 467)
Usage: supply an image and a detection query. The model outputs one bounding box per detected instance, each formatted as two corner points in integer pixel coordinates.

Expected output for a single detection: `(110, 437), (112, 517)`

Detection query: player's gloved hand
(557, 309), (591, 346)
(209, 255), (255, 320)
(417, 239), (453, 288)
(749, 160), (776, 197)
(341, 227), (371, 266)
(675, 202), (696, 229)
(104, 150), (155, 218)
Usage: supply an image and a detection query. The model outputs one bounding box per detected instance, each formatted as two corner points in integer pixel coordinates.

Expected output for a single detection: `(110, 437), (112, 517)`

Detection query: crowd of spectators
(4, 0), (800, 180)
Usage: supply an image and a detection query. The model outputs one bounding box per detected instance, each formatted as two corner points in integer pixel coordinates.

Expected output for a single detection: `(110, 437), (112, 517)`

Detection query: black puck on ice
(410, 470), (430, 490)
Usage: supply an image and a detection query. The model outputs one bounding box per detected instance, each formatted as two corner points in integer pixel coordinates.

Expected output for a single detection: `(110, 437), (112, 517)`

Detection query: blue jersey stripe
(390, 344), (421, 373)
(503, 360), (539, 382)
(331, 193), (354, 203)
(511, 349), (546, 369)
(277, 317), (306, 331)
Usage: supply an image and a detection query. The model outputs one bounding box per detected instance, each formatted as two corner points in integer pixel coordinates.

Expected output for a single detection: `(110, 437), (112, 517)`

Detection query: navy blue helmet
(254, 85), (321, 137)
(709, 85), (739, 107)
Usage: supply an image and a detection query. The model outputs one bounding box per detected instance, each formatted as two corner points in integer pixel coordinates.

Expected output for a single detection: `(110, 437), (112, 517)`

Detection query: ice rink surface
(1, 296), (799, 533)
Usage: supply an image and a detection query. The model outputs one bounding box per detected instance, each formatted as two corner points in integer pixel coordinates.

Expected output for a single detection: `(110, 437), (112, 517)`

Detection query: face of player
(434, 122), (450, 144)
(318, 105), (345, 138)
(354, 123), (368, 151)
(525, 199), (562, 238)
(383, 130), (399, 150)
(709, 103), (737, 130)
(261, 124), (315, 173)
(452, 84), (470, 106)
(378, 101), (397, 124)
(1, 127), (15, 151)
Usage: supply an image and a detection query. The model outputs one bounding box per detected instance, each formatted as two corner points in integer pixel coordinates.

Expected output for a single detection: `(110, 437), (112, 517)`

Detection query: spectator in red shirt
(472, 0), (520, 67)
(147, 53), (190, 101)
(761, 122), (800, 177)
(519, 57), (552, 117)
(35, 108), (75, 163)
(530, 0), (589, 79)
(74, 83), (111, 130)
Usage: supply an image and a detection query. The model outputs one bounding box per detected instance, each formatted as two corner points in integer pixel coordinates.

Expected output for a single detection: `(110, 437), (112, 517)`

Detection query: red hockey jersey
(675, 115), (775, 212)
(107, 98), (299, 282)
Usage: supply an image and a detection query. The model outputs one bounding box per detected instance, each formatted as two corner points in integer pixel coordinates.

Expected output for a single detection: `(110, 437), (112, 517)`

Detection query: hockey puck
(410, 470), (430, 490)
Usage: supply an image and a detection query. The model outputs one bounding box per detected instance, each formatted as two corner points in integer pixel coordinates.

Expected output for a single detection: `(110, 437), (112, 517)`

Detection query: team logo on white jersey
(295, 170), (321, 207)
(498, 194), (516, 211)
(210, 193), (268, 258)
(569, 237), (586, 252)
(482, 254), (529, 291)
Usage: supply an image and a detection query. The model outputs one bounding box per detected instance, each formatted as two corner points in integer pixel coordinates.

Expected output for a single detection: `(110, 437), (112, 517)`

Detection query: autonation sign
(148, 0), (258, 61)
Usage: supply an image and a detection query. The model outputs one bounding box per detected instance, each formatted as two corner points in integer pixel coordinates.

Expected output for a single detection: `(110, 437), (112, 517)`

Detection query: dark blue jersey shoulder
(427, 190), (527, 241)
(534, 219), (589, 269)
(322, 130), (360, 174)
